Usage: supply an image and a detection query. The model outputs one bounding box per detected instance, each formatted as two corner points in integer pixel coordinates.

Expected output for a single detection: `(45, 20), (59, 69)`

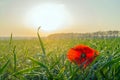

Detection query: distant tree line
(47, 31), (120, 39)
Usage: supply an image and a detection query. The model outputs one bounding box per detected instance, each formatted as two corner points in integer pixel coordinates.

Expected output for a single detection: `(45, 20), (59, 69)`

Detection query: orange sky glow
(0, 0), (120, 37)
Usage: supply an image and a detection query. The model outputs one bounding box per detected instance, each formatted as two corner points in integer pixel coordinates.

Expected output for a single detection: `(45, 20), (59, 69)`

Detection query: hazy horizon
(0, 0), (120, 36)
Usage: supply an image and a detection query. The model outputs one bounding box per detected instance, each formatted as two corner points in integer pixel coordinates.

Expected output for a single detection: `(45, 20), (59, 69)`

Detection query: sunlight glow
(25, 3), (71, 32)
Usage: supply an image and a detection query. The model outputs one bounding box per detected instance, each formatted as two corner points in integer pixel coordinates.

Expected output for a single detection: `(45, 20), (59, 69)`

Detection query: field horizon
(0, 30), (120, 39)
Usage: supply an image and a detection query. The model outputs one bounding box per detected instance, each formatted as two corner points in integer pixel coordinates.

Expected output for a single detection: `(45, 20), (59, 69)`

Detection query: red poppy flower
(67, 44), (99, 68)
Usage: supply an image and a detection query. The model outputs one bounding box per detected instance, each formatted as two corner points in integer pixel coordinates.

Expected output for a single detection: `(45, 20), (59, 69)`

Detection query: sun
(25, 3), (71, 32)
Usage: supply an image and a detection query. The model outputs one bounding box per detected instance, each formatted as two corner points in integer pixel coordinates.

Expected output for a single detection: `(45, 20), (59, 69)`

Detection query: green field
(0, 35), (120, 80)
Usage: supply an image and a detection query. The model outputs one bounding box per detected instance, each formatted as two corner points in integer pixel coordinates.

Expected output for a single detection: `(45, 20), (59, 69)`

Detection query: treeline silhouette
(47, 30), (120, 39)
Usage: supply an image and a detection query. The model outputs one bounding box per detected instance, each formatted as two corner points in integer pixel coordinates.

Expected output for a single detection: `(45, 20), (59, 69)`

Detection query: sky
(0, 0), (120, 37)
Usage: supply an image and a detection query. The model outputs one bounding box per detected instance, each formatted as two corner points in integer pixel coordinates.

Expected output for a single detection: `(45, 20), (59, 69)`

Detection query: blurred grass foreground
(0, 30), (120, 80)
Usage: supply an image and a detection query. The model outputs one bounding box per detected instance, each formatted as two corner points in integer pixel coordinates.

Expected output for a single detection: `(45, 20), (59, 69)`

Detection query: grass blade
(101, 57), (120, 70)
(12, 67), (40, 76)
(28, 57), (47, 69)
(0, 60), (10, 74)
(28, 57), (53, 79)
(37, 27), (46, 55)
(56, 67), (65, 79)
(50, 57), (61, 70)
(13, 46), (16, 72)
(9, 33), (12, 46)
